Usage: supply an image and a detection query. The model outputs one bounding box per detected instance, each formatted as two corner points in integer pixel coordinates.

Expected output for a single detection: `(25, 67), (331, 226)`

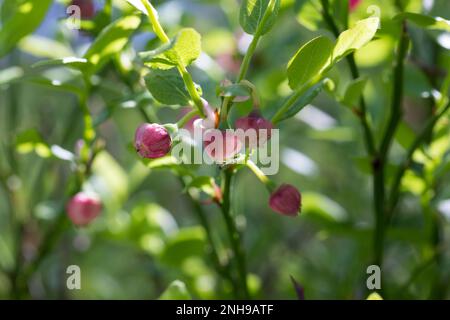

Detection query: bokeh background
(0, 0), (450, 299)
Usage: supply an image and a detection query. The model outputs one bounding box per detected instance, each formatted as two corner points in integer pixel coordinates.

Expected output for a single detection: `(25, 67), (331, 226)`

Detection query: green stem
(246, 159), (275, 191)
(220, 168), (249, 299)
(140, 0), (205, 117)
(182, 181), (237, 297)
(220, 0), (276, 124)
(372, 21), (409, 267)
(320, 0), (375, 156)
(176, 109), (199, 128)
(271, 82), (313, 124)
(386, 101), (450, 220)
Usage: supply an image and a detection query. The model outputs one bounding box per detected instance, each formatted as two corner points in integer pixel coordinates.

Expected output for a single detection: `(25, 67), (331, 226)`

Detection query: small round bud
(135, 123), (172, 159)
(269, 184), (301, 217)
(67, 192), (102, 226)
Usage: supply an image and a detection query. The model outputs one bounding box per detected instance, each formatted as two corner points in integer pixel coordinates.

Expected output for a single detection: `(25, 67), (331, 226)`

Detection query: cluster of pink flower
(134, 99), (301, 218)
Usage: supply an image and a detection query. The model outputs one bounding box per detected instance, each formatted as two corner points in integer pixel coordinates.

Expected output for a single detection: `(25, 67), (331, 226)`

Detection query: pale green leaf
(140, 28), (201, 69)
(18, 35), (74, 59)
(287, 36), (334, 90)
(395, 12), (450, 32)
(333, 17), (380, 63)
(341, 77), (367, 107)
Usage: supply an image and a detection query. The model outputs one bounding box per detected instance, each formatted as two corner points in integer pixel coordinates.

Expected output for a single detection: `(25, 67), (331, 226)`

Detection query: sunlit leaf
(239, 0), (281, 35)
(0, 0), (52, 57)
(287, 36), (334, 90)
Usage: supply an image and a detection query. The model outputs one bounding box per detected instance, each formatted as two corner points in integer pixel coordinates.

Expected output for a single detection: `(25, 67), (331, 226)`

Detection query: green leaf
(295, 0), (322, 31)
(18, 35), (74, 59)
(124, 0), (151, 16)
(160, 227), (206, 266)
(32, 57), (89, 72)
(16, 129), (52, 158)
(0, 66), (24, 85)
(158, 280), (192, 300)
(287, 36), (334, 90)
(0, 0), (52, 58)
(217, 83), (252, 101)
(144, 68), (190, 105)
(395, 121), (416, 150)
(341, 77), (367, 107)
(332, 17), (380, 63)
(239, 0), (281, 35)
(279, 78), (333, 122)
(141, 28), (202, 69)
(84, 15), (141, 73)
(22, 75), (84, 96)
(395, 12), (450, 32)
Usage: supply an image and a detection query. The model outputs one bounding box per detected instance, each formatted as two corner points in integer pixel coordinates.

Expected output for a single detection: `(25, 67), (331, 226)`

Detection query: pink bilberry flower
(235, 113), (273, 148)
(70, 0), (95, 19)
(204, 129), (242, 163)
(135, 123), (172, 159)
(269, 184), (301, 217)
(67, 192), (102, 226)
(349, 0), (362, 12)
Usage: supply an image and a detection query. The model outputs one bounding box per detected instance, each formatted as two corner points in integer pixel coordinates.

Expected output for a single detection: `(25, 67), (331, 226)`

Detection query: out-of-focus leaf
(124, 0), (151, 16)
(395, 12), (450, 32)
(84, 15), (141, 73)
(22, 75), (84, 96)
(158, 280), (192, 300)
(295, 0), (322, 31)
(287, 36), (333, 90)
(301, 192), (348, 224)
(367, 292), (383, 300)
(141, 28), (201, 69)
(239, 0), (281, 35)
(16, 129), (52, 158)
(144, 68), (190, 105)
(341, 77), (367, 108)
(32, 57), (89, 72)
(395, 121), (416, 150)
(332, 17), (380, 63)
(278, 78), (333, 122)
(160, 227), (206, 266)
(186, 176), (216, 198)
(18, 35), (74, 59)
(0, 66), (23, 85)
(0, 0), (52, 58)
(91, 151), (129, 210)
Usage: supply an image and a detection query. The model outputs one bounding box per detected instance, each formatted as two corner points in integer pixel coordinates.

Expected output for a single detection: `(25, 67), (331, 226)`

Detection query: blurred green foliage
(0, 0), (449, 300)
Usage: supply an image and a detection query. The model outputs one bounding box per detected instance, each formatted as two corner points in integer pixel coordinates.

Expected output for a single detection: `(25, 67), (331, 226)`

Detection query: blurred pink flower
(67, 192), (102, 226)
(269, 184), (301, 217)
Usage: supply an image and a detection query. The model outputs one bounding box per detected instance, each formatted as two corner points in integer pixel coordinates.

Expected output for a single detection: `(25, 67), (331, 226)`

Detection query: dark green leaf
(239, 0), (281, 35)
(144, 68), (190, 105)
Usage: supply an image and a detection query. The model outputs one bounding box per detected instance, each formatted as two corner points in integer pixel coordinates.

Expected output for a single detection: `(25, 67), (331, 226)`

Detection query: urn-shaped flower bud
(135, 123), (172, 159)
(67, 192), (102, 226)
(349, 0), (362, 11)
(235, 113), (273, 148)
(269, 184), (301, 217)
(70, 0), (95, 19)
(204, 129), (242, 163)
